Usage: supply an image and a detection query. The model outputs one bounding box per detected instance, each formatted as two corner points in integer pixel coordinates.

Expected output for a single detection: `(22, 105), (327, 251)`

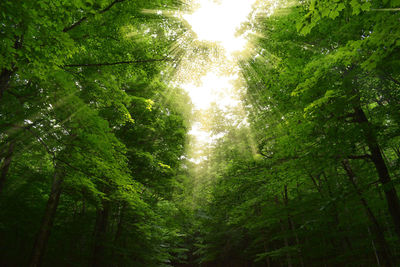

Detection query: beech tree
(0, 0), (193, 266)
(1, 0), (399, 266)
(188, 0), (400, 266)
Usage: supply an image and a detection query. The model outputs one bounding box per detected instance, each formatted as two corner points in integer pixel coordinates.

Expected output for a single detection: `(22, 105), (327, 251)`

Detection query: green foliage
(0, 0), (193, 266)
(187, 0), (400, 266)
(1, 0), (400, 266)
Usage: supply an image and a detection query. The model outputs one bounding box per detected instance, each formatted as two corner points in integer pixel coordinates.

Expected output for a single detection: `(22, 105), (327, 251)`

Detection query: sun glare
(181, 0), (256, 109)
(184, 72), (239, 110)
(183, 0), (256, 53)
(180, 0), (256, 156)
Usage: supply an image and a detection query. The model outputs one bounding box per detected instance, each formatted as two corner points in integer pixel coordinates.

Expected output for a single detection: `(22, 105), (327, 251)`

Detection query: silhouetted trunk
(342, 159), (393, 266)
(367, 226), (381, 266)
(29, 167), (64, 267)
(263, 241), (271, 267)
(309, 172), (353, 252)
(276, 191), (292, 267)
(0, 37), (23, 100)
(284, 185), (304, 267)
(308, 173), (323, 195)
(0, 68), (15, 100)
(110, 202), (126, 261)
(114, 202), (126, 243)
(81, 197), (86, 216)
(279, 218), (292, 267)
(0, 141), (15, 194)
(92, 199), (111, 267)
(353, 105), (400, 239)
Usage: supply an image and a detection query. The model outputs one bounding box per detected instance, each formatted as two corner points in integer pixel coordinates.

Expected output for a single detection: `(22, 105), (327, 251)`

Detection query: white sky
(183, 72), (240, 110)
(183, 0), (256, 54)
(181, 0), (256, 149)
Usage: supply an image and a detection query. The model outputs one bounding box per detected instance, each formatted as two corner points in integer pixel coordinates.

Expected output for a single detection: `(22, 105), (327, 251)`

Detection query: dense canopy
(0, 0), (399, 266)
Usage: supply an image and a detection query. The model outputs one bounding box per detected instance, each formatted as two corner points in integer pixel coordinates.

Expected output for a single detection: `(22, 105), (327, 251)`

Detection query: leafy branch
(63, 58), (173, 67)
(63, 0), (126, 32)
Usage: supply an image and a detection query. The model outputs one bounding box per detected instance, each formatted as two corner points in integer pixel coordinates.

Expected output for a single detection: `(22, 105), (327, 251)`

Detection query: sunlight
(183, 0), (256, 54)
(180, 0), (257, 159)
(181, 0), (256, 113)
(183, 72), (239, 110)
(184, 72), (239, 147)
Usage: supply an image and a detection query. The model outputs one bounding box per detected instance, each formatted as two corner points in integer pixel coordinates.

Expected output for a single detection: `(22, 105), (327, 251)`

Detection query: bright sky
(183, 72), (240, 110)
(181, 0), (256, 152)
(183, 0), (256, 54)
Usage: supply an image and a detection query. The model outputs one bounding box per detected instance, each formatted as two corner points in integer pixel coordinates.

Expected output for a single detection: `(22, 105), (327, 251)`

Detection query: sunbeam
(180, 0), (257, 154)
(183, 0), (256, 54)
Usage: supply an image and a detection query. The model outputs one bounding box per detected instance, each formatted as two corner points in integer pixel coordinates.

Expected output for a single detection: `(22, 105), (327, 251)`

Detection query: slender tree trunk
(283, 185), (304, 267)
(114, 202), (126, 243)
(274, 195), (292, 267)
(263, 241), (271, 267)
(277, 191), (292, 267)
(342, 159), (393, 266)
(0, 68), (15, 100)
(81, 197), (86, 216)
(0, 37), (22, 101)
(110, 202), (126, 261)
(376, 184), (396, 242)
(0, 141), (15, 194)
(29, 167), (64, 267)
(353, 105), (400, 239)
(92, 199), (111, 267)
(367, 226), (381, 266)
(309, 171), (353, 253)
(392, 146), (400, 159)
(308, 173), (323, 195)
(279, 219), (292, 267)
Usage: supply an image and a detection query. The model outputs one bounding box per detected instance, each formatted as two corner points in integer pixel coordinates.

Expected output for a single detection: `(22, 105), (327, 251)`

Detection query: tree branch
(259, 151), (272, 159)
(63, 58), (172, 67)
(63, 0), (125, 32)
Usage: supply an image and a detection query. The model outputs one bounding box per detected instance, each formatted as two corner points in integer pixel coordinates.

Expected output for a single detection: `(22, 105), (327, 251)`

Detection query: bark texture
(354, 105), (400, 240)
(29, 168), (64, 267)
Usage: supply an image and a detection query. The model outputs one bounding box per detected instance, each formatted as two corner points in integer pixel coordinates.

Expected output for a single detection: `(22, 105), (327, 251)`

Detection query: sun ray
(175, 0), (259, 162)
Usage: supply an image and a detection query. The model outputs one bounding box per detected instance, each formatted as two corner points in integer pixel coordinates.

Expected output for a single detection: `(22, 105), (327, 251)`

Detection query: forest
(0, 0), (399, 266)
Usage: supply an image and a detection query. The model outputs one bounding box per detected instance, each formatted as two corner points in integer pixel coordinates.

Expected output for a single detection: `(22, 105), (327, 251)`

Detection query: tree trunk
(367, 226), (381, 266)
(263, 241), (271, 267)
(277, 190), (292, 267)
(353, 105), (400, 239)
(0, 68), (15, 100)
(0, 38), (23, 101)
(274, 195), (292, 267)
(29, 167), (64, 267)
(308, 171), (353, 253)
(283, 185), (304, 267)
(114, 202), (126, 244)
(342, 159), (393, 266)
(92, 199), (111, 267)
(279, 219), (292, 267)
(81, 197), (86, 216)
(0, 141), (15, 194)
